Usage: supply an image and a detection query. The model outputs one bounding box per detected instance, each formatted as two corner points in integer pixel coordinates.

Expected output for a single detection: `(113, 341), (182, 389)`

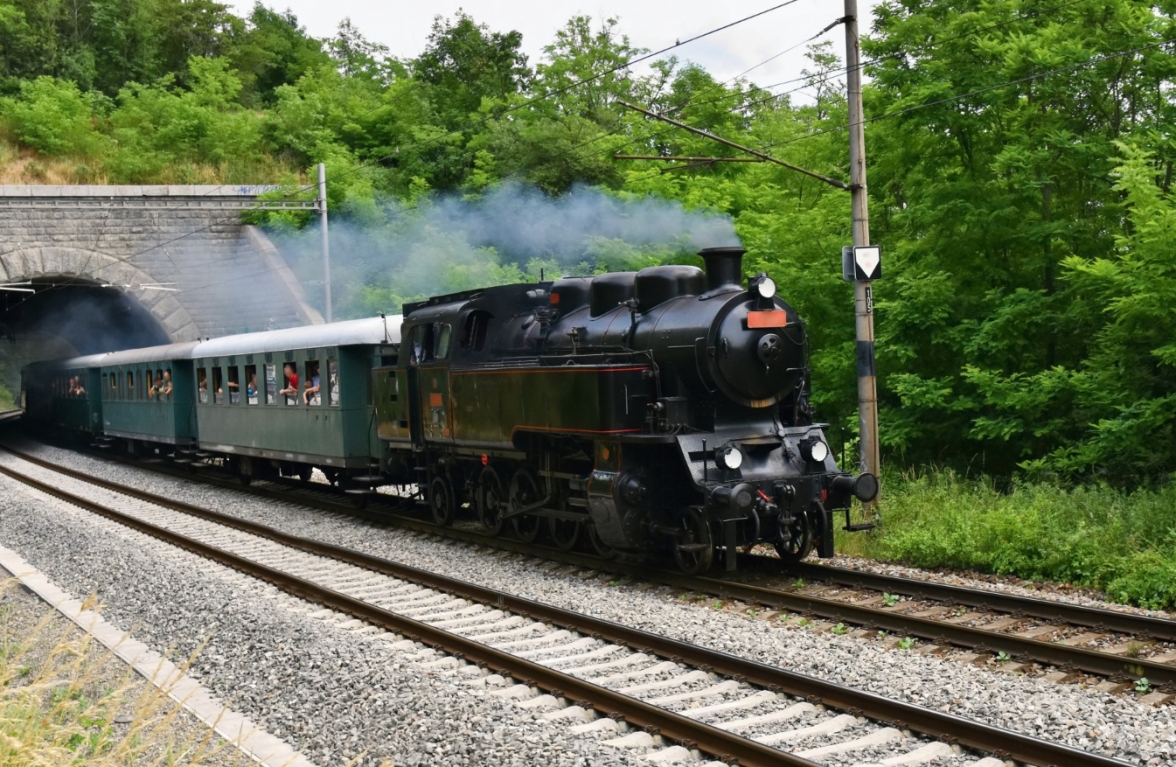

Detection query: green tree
(229, 3), (329, 107)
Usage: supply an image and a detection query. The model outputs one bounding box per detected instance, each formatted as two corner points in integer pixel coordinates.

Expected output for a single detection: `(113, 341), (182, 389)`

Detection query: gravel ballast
(11, 439), (1176, 765)
(0, 470), (666, 767)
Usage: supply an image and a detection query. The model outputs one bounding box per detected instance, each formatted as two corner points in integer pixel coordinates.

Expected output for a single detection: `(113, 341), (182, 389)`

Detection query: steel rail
(0, 447), (1133, 767)
(791, 561), (1176, 641)
(9, 438), (1176, 688)
(14, 436), (1176, 689)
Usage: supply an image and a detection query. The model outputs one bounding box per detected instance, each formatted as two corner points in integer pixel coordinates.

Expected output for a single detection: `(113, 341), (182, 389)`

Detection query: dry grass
(0, 129), (303, 186)
(0, 580), (240, 767)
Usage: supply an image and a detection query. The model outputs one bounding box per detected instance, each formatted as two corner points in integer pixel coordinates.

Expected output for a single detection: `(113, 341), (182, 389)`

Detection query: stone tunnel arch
(0, 185), (323, 359)
(0, 246), (200, 343)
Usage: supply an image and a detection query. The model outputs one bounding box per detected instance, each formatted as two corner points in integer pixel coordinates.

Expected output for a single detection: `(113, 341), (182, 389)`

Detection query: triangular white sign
(855, 246), (880, 278)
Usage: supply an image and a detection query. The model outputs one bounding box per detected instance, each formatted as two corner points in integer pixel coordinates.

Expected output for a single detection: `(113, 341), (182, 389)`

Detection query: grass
(0, 583), (234, 767)
(836, 469), (1176, 610)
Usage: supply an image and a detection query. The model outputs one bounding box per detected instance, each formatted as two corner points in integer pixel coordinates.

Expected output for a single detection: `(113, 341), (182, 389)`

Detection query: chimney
(698, 247), (746, 291)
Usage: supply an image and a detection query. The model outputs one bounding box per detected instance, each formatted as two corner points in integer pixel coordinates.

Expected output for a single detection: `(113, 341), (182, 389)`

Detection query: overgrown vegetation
(838, 473), (1176, 609)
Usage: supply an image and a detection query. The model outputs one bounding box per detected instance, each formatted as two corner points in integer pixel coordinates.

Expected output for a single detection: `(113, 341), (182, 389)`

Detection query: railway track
(10, 429), (1176, 698)
(0, 443), (1131, 767)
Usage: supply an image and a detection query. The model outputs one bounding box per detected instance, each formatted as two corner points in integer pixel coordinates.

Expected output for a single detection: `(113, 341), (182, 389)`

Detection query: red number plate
(747, 310), (787, 328)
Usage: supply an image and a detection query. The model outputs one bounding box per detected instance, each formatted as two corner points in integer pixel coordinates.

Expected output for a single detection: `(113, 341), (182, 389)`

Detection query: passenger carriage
(22, 356), (104, 437)
(98, 343), (197, 451)
(189, 318), (400, 483)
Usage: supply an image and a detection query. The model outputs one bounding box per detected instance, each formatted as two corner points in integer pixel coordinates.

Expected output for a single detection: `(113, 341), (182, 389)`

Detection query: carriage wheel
(475, 466), (506, 536)
(295, 464), (313, 483)
(774, 509), (815, 565)
(672, 507), (714, 575)
(509, 469), (542, 543)
(429, 475), (457, 527)
(547, 517), (581, 551)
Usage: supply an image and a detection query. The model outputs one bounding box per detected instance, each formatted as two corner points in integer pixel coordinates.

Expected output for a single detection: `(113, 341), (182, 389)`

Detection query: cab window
(460, 311), (491, 352)
(411, 324), (434, 363)
(435, 324), (452, 359)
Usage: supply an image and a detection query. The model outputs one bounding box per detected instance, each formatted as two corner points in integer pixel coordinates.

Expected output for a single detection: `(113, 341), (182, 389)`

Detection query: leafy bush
(1, 77), (109, 156)
(838, 470), (1176, 609)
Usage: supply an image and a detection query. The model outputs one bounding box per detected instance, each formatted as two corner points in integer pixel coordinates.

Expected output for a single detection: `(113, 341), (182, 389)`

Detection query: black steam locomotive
(24, 246), (877, 574)
(378, 246), (877, 573)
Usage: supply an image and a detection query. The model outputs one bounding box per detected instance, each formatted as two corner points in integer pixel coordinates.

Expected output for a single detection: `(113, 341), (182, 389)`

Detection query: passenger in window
(198, 370), (208, 403)
(279, 363), (298, 404)
(160, 370), (173, 398)
(246, 371), (258, 399)
(304, 362), (321, 405)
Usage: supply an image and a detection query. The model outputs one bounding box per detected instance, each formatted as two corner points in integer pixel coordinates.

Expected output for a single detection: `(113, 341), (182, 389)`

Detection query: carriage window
(245, 364), (258, 405)
(160, 369), (173, 402)
(145, 370), (154, 400)
(212, 368), (224, 404)
(264, 364), (277, 405)
(460, 311), (491, 352)
(227, 366), (240, 404)
(435, 324), (452, 359)
(198, 368), (209, 403)
(327, 358), (339, 406)
(108, 374), (115, 398)
(126, 371), (135, 400)
(282, 362), (299, 406)
(305, 360), (321, 406)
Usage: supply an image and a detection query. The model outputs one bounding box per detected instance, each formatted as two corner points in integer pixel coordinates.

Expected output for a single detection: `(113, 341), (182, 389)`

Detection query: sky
(225, 0), (885, 102)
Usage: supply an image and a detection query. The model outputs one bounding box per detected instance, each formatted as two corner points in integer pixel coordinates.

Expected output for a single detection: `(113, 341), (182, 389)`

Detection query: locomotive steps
(0, 442), (1135, 767)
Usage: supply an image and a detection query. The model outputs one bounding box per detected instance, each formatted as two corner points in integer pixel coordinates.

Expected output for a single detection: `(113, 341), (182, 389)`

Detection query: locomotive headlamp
(800, 437), (829, 464)
(755, 276), (776, 300)
(715, 445), (743, 471)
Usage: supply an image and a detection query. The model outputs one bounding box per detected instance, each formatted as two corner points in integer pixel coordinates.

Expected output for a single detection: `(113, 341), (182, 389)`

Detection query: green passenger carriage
(98, 343), (197, 448)
(190, 318), (400, 483)
(22, 356), (104, 435)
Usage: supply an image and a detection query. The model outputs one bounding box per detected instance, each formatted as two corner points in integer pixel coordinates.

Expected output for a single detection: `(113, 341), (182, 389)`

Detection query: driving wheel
(475, 466), (506, 535)
(509, 469), (542, 543)
(429, 475), (456, 526)
(547, 517), (581, 551)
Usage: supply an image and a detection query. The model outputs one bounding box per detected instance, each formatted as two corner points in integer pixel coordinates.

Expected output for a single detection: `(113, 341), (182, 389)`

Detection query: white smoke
(268, 182), (739, 317)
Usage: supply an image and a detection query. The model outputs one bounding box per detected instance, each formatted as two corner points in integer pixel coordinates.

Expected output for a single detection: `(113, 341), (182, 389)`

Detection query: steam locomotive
(23, 246), (877, 573)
